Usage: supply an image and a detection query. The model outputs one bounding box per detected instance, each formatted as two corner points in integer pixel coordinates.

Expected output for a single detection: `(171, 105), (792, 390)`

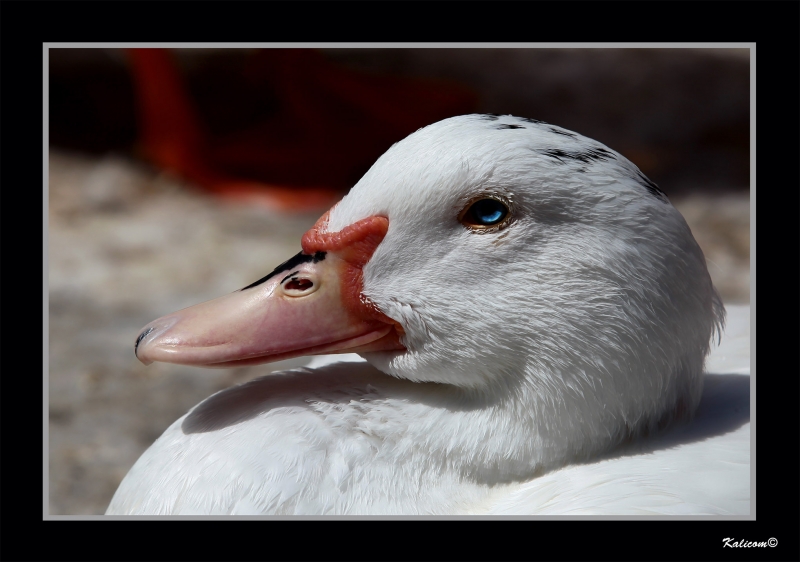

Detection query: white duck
(107, 114), (748, 516)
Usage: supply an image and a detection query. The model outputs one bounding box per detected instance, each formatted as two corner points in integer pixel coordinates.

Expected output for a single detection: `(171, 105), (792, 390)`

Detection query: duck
(106, 113), (748, 516)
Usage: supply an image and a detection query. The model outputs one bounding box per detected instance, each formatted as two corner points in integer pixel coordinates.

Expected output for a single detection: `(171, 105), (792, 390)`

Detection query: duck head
(135, 114), (724, 432)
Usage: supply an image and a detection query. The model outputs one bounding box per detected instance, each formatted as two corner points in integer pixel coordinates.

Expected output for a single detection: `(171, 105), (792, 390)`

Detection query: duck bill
(134, 214), (404, 368)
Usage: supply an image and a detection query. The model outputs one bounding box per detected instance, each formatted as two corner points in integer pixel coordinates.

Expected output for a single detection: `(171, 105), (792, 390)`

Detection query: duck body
(108, 114), (739, 515)
(487, 304), (750, 515)
(109, 360), (521, 515)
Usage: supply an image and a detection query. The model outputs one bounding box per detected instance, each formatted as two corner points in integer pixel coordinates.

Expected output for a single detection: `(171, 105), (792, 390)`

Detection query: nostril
(285, 278), (313, 291)
(281, 274), (319, 297)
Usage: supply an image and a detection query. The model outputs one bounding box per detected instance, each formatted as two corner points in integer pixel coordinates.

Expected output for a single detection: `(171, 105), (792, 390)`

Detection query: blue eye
(460, 198), (510, 229)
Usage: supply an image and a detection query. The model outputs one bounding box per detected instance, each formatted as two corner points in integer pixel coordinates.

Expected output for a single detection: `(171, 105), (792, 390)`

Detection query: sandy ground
(47, 150), (750, 515)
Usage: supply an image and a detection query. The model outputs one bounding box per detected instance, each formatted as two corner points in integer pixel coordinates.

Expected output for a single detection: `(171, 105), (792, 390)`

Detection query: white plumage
(107, 114), (749, 515)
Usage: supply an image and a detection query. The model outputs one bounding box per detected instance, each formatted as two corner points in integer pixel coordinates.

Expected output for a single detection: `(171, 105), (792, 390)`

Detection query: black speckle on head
(536, 149), (569, 164)
(480, 113), (501, 121)
(241, 251), (327, 291)
(538, 147), (616, 165)
(280, 270), (300, 284)
(592, 148), (615, 160)
(520, 117), (547, 125)
(635, 170), (669, 202)
(135, 326), (154, 357)
(548, 127), (578, 139)
(497, 124), (524, 130)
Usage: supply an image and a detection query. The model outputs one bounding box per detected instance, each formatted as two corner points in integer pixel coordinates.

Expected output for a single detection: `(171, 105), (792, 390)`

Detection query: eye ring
(458, 195), (513, 233)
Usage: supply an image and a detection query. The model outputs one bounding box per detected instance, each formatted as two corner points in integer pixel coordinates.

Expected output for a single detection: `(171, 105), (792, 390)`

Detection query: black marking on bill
(635, 170), (668, 201)
(135, 326), (155, 357)
(519, 117), (547, 125)
(537, 147), (616, 165)
(497, 124), (525, 130)
(548, 127), (578, 139)
(480, 114), (502, 121)
(241, 251), (326, 291)
(280, 270), (300, 284)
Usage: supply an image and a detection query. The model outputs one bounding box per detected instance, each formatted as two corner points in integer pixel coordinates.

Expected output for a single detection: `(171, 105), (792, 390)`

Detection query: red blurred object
(127, 49), (477, 212)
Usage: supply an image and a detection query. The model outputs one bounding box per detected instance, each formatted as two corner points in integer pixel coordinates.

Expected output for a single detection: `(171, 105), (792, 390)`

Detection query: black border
(2, 1), (798, 561)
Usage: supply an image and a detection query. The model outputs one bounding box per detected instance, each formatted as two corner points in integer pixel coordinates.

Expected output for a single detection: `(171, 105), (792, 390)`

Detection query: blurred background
(48, 47), (751, 515)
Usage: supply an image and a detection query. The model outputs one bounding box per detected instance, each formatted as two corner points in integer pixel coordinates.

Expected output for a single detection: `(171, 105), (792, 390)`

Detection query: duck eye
(459, 198), (511, 231)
